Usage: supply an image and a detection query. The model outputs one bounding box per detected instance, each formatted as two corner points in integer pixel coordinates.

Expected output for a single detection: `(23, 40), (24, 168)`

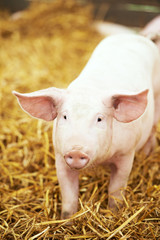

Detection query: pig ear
(12, 87), (65, 121)
(111, 89), (149, 123)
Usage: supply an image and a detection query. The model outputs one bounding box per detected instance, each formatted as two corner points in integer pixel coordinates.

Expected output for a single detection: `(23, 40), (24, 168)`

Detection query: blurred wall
(0, 0), (160, 27)
(0, 0), (30, 12)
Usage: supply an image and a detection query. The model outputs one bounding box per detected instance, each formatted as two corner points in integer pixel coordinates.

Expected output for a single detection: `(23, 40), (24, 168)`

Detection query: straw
(0, 0), (159, 239)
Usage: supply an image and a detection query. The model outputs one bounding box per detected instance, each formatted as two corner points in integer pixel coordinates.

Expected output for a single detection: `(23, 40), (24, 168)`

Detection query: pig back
(69, 34), (159, 94)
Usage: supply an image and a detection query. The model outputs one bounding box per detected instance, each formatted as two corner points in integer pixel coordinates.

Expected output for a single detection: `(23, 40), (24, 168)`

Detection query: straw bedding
(0, 0), (159, 239)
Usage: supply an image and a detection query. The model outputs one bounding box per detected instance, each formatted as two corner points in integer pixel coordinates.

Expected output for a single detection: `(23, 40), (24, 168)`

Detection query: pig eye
(64, 115), (67, 120)
(96, 115), (106, 128)
(97, 117), (102, 122)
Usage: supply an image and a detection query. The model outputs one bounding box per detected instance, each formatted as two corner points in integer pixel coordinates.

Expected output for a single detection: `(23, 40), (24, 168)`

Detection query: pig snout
(64, 150), (89, 169)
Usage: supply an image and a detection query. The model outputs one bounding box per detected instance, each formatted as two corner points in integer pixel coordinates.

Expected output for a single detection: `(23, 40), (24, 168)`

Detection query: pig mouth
(64, 150), (90, 170)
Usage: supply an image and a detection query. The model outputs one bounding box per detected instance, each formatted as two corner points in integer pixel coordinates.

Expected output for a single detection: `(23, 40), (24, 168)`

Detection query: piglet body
(141, 15), (160, 50)
(13, 34), (160, 219)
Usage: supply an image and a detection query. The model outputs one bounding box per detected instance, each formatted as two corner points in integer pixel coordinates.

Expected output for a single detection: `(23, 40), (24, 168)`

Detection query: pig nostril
(65, 151), (89, 169)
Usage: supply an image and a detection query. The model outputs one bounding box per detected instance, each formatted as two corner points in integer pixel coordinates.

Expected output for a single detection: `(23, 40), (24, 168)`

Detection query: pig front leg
(108, 151), (135, 209)
(55, 153), (79, 219)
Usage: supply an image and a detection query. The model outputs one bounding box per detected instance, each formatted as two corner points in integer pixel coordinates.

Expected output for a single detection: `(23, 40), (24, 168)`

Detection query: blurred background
(0, 0), (160, 26)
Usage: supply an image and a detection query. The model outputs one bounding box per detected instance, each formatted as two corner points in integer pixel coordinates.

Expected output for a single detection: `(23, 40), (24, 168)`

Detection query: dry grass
(0, 0), (160, 239)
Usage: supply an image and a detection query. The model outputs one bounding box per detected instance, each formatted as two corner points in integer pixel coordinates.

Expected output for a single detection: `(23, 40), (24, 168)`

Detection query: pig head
(13, 86), (148, 218)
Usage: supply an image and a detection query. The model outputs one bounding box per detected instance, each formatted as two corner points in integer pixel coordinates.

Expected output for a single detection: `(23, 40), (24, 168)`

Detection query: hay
(0, 0), (159, 239)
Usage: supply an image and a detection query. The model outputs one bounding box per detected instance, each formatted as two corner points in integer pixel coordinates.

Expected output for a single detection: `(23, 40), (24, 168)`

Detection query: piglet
(13, 34), (160, 219)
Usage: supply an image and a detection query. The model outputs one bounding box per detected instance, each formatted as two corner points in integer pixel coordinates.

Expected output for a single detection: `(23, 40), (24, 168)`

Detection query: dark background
(0, 0), (160, 27)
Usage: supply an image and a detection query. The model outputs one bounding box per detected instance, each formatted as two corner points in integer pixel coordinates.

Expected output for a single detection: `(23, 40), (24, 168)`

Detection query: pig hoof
(62, 211), (71, 219)
(62, 212), (73, 225)
(108, 198), (123, 211)
(108, 201), (118, 211)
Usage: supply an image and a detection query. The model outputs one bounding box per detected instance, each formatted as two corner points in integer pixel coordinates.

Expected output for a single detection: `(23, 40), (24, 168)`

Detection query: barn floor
(0, 0), (159, 239)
